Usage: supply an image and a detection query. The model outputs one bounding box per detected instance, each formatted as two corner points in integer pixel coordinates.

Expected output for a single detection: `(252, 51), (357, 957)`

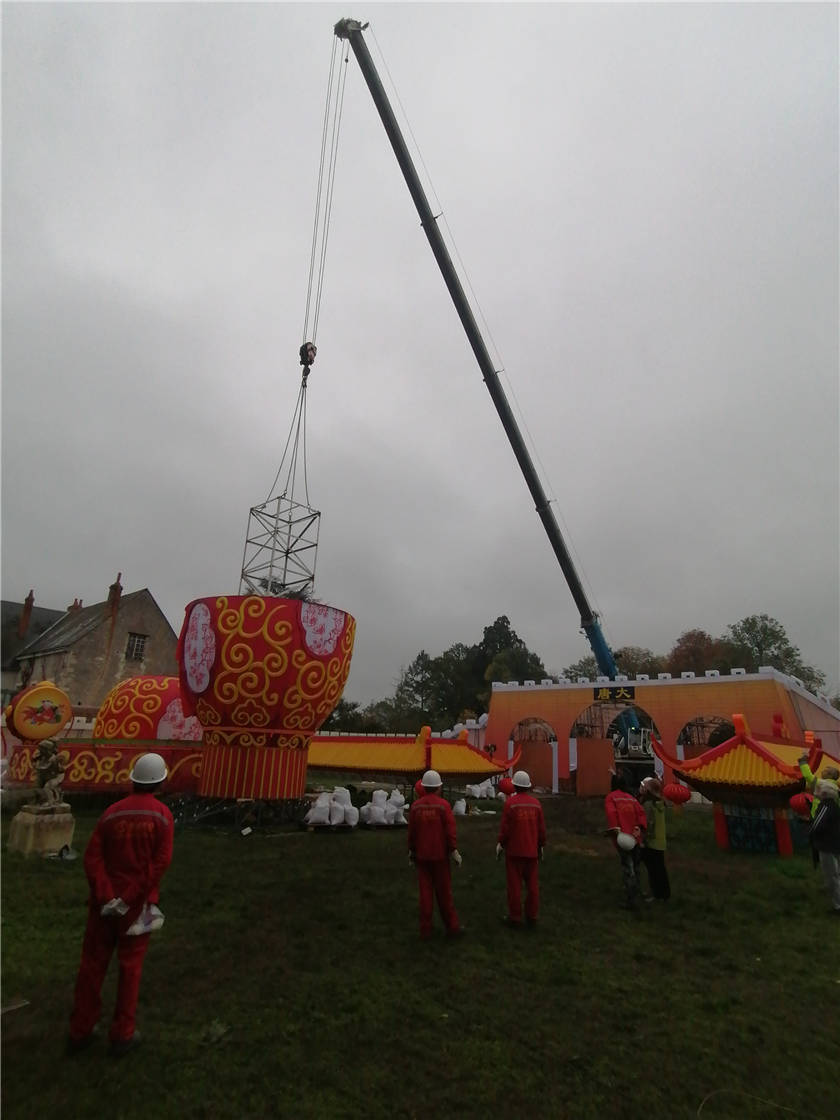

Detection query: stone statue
(32, 739), (66, 805)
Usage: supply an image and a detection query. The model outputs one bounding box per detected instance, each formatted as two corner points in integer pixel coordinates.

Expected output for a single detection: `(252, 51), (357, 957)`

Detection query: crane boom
(335, 17), (621, 680)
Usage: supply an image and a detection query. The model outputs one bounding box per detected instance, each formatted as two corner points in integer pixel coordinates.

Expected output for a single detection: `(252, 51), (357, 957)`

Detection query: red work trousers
(416, 859), (460, 938)
(69, 908), (151, 1043)
(505, 855), (540, 923)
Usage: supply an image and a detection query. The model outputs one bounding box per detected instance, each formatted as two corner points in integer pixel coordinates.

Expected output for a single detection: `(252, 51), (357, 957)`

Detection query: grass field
(2, 792), (838, 1120)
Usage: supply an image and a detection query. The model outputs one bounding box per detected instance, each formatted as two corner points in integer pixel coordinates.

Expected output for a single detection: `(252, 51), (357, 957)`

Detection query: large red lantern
(789, 792), (812, 819)
(178, 595), (355, 800)
(663, 782), (691, 805)
(94, 676), (202, 742)
(499, 777), (515, 796)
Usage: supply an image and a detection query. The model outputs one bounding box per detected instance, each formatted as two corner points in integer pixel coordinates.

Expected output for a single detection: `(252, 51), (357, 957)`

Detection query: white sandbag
(497, 791), (507, 803)
(392, 806), (407, 824)
(329, 800), (345, 826)
(332, 787), (352, 806)
(453, 799), (466, 816)
(360, 803), (372, 823)
(308, 801), (331, 825)
(465, 784), (478, 799)
(384, 805), (397, 825)
(344, 804), (360, 827)
(371, 789), (388, 807)
(314, 792), (330, 808)
(368, 804), (386, 825)
(388, 790), (406, 808)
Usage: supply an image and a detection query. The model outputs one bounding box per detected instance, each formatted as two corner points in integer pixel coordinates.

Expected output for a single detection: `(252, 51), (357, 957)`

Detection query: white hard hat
(616, 831), (636, 851)
(512, 770), (531, 789)
(129, 752), (168, 785)
(421, 769), (442, 788)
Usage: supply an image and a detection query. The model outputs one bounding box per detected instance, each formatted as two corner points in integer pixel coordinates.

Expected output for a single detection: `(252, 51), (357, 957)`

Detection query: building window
(126, 633), (147, 662)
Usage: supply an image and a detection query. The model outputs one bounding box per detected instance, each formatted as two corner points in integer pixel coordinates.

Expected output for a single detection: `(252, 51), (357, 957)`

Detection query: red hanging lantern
(499, 777), (515, 796)
(414, 779), (424, 797)
(789, 792), (812, 819)
(663, 782), (691, 805)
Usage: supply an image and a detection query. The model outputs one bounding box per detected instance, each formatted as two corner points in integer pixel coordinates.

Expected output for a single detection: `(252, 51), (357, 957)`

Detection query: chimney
(107, 573), (123, 615)
(67, 598), (83, 612)
(17, 590), (35, 638)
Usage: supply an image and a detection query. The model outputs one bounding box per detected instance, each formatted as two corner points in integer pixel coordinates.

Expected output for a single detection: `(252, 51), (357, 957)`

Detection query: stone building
(5, 574), (178, 710)
(1, 591), (65, 706)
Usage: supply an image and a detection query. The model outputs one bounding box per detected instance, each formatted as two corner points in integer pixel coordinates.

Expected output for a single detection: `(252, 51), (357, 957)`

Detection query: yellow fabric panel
(430, 743), (503, 775)
(308, 739), (425, 772)
(308, 736), (506, 776)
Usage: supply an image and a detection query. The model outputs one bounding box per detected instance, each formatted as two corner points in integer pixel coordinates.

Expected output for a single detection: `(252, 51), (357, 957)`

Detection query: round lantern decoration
(5, 681), (72, 742)
(789, 792), (812, 819)
(663, 782), (692, 805)
(414, 779), (424, 797)
(94, 676), (203, 742)
(178, 595), (355, 801)
(498, 777), (515, 796)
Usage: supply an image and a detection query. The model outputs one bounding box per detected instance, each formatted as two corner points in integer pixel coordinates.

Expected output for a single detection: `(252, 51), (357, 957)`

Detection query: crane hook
(299, 341), (317, 384)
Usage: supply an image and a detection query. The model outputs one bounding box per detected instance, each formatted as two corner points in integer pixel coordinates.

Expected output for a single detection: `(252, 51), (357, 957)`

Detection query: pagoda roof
(309, 727), (519, 778)
(651, 713), (834, 796)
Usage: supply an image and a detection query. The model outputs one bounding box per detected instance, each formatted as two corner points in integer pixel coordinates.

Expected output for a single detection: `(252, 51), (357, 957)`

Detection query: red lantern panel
(663, 782), (691, 805)
(789, 792), (812, 819)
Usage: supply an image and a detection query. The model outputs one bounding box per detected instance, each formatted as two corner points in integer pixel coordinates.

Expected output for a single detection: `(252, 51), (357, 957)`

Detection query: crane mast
(335, 17), (621, 681)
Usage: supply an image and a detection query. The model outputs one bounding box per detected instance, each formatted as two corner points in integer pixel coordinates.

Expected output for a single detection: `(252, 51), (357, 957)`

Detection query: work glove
(100, 898), (129, 918)
(539, 846), (545, 862)
(452, 850), (462, 867)
(495, 843), (503, 861)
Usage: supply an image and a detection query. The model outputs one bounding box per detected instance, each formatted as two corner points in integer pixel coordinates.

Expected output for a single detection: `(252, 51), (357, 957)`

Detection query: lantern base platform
(7, 802), (75, 856)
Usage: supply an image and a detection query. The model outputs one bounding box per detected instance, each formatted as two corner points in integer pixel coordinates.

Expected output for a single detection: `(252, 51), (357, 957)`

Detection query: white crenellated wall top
(490, 667), (840, 721)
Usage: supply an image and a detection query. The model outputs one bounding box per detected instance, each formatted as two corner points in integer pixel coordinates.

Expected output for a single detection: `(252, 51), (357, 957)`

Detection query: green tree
(612, 646), (664, 678)
(725, 614), (826, 693)
(561, 654), (599, 680)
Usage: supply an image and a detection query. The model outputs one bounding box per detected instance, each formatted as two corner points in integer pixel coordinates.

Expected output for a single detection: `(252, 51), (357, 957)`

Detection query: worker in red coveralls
(604, 771), (648, 910)
(407, 769), (464, 940)
(496, 770), (546, 929)
(67, 752), (174, 1057)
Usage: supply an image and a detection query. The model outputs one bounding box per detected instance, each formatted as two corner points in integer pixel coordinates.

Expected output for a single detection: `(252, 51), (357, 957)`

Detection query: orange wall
(516, 741), (554, 790)
(576, 739), (615, 797)
(486, 677), (836, 762)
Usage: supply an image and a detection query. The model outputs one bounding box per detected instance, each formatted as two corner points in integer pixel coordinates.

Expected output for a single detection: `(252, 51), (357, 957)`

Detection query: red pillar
(713, 804), (729, 851)
(774, 809), (793, 857)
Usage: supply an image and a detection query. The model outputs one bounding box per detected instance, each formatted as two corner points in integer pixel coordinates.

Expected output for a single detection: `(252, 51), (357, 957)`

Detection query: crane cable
(302, 34), (350, 346)
(266, 37), (349, 506)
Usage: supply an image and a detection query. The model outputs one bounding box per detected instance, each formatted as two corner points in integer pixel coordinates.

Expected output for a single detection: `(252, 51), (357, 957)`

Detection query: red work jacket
(408, 793), (457, 861)
(84, 792), (174, 916)
(498, 792), (546, 858)
(604, 790), (647, 836)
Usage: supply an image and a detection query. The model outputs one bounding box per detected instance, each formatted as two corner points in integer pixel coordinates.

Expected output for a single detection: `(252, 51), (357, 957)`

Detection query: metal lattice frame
(239, 495), (321, 598)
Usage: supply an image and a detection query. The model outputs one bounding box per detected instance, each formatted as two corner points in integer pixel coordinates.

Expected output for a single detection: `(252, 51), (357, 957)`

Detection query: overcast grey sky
(2, 2), (838, 705)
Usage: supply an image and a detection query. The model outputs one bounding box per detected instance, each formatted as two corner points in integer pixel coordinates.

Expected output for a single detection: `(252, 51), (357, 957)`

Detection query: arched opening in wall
(508, 717), (557, 792)
(571, 701), (660, 795)
(677, 715), (735, 760)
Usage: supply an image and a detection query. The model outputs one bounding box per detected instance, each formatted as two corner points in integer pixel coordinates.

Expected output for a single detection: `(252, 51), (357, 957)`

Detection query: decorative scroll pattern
(180, 596), (355, 745)
(5, 743), (203, 794)
(94, 676), (188, 741)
